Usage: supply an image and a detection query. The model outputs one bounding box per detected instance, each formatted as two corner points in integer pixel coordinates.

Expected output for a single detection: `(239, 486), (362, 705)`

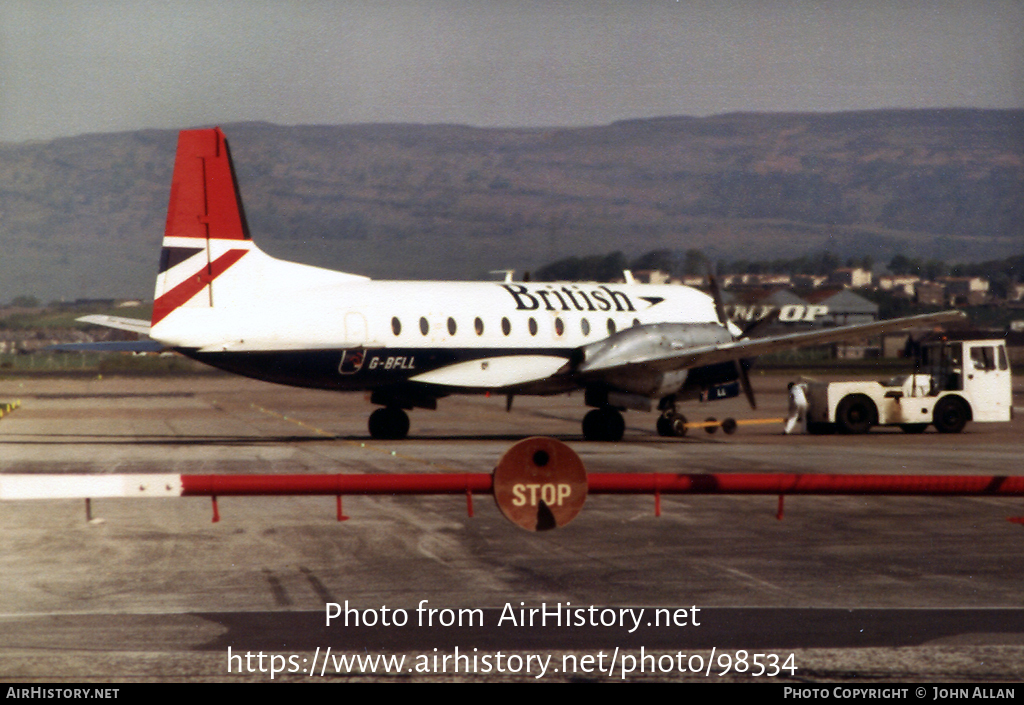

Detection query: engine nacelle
(577, 323), (729, 398)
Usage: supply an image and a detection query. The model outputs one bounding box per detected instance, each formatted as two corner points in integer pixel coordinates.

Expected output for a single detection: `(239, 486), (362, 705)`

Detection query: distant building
(720, 273), (793, 288)
(803, 289), (878, 326)
(877, 274), (920, 297)
(750, 273), (792, 287)
(915, 282), (946, 306)
(792, 274), (828, 289)
(723, 288), (815, 326)
(827, 267), (872, 289)
(940, 276), (989, 306)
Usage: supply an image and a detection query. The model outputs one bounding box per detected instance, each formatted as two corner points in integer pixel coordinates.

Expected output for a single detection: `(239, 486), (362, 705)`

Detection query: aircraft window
(581, 319), (590, 336)
(633, 318), (640, 327)
(528, 318), (538, 336)
(419, 317), (429, 335)
(554, 318), (564, 336)
(501, 317), (511, 336)
(475, 317), (484, 335)
(391, 317), (401, 336)
(447, 317), (457, 336)
(607, 319), (616, 335)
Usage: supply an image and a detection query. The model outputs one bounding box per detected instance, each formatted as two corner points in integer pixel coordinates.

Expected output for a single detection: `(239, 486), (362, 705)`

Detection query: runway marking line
(248, 403), (463, 473)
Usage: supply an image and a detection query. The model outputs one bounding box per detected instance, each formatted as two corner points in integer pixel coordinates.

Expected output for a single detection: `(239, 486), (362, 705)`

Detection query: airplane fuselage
(158, 270), (733, 399)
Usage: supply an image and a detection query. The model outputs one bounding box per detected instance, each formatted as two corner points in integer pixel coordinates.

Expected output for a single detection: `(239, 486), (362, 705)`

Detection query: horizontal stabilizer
(46, 340), (165, 353)
(77, 315), (152, 335)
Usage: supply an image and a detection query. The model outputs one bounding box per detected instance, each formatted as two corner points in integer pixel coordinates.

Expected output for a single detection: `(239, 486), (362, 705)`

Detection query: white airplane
(83, 127), (963, 441)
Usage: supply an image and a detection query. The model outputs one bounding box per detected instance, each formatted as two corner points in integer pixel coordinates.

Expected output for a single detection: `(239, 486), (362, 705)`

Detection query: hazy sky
(1, 0), (1022, 143)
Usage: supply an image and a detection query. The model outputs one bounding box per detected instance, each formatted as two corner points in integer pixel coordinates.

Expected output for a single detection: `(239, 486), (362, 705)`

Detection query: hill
(0, 109), (1021, 301)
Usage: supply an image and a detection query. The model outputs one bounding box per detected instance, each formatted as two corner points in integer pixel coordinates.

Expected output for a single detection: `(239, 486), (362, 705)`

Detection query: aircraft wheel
(836, 394), (875, 434)
(656, 412), (687, 437)
(933, 396), (969, 434)
(721, 418), (738, 435)
(704, 417), (718, 434)
(583, 407), (625, 442)
(368, 406), (410, 440)
(900, 423), (929, 434)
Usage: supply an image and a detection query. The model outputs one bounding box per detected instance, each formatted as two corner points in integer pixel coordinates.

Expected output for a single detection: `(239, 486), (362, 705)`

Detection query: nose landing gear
(656, 412), (688, 437)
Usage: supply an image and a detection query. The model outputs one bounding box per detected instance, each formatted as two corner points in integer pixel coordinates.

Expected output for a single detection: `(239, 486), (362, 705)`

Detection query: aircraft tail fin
(151, 128), (369, 337)
(152, 128), (255, 326)
(164, 128), (251, 243)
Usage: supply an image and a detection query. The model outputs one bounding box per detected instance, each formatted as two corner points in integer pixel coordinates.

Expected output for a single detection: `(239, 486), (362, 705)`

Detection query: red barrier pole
(180, 473), (1024, 497)
(586, 473), (1024, 495)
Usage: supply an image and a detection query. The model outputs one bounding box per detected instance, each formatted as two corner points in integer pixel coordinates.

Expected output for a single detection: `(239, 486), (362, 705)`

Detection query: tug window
(447, 317), (457, 336)
(501, 317), (511, 336)
(970, 346), (995, 371)
(391, 317), (401, 336)
(419, 317), (429, 335)
(475, 317), (484, 335)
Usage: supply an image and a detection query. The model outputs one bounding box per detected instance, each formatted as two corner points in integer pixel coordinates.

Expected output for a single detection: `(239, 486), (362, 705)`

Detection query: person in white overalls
(785, 381), (809, 434)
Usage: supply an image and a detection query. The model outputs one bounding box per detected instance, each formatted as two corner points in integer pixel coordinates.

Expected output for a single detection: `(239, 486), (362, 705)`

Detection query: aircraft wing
(577, 310), (965, 374)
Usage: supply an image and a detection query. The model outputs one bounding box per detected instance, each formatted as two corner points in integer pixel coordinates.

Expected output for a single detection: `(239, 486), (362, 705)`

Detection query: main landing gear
(582, 407), (626, 442)
(368, 406), (410, 440)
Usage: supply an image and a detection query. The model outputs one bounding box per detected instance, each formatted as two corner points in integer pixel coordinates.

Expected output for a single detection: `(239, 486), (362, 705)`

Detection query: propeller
(707, 269), (757, 410)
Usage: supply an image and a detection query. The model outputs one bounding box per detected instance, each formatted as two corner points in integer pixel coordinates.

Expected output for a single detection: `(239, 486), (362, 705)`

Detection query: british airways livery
(84, 128), (962, 441)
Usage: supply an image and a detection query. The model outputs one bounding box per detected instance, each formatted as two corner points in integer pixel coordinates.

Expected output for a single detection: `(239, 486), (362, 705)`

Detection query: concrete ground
(1, 371), (1022, 682)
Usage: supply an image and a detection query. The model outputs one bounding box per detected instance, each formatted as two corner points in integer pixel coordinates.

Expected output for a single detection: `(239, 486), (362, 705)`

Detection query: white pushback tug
(805, 338), (1013, 434)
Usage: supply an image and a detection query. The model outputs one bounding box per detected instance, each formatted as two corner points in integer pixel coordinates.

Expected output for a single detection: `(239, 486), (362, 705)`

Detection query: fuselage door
(345, 312), (368, 347)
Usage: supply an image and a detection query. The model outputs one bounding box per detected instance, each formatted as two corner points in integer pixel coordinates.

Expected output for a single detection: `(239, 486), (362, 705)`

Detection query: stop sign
(492, 437), (588, 531)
